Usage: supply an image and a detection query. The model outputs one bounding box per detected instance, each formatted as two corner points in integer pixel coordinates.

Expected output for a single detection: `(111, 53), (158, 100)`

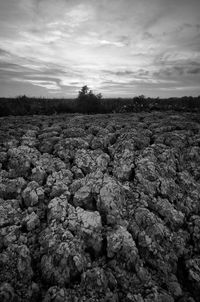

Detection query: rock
(23, 212), (40, 231)
(35, 154), (66, 174)
(188, 215), (200, 252)
(54, 137), (89, 165)
(47, 195), (69, 223)
(1, 225), (21, 247)
(63, 205), (103, 255)
(63, 127), (86, 138)
(168, 278), (182, 298)
(7, 146), (40, 177)
(46, 169), (73, 198)
(17, 245), (33, 280)
(0, 198), (22, 227)
(21, 130), (38, 147)
(22, 181), (44, 207)
(0, 151), (7, 165)
(43, 286), (68, 302)
(0, 283), (15, 302)
(31, 166), (46, 185)
(81, 267), (108, 293)
(39, 137), (60, 154)
(0, 177), (26, 199)
(0, 244), (33, 287)
(1, 112), (200, 301)
(107, 226), (139, 270)
(97, 175), (125, 225)
(113, 149), (135, 181)
(73, 185), (95, 210)
(76, 207), (103, 255)
(40, 225), (88, 286)
(147, 197), (185, 228)
(71, 166), (84, 179)
(74, 149), (110, 174)
(186, 257), (200, 298)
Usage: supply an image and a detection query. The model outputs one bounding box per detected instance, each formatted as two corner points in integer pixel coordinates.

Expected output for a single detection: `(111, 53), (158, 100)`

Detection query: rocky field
(0, 111), (200, 302)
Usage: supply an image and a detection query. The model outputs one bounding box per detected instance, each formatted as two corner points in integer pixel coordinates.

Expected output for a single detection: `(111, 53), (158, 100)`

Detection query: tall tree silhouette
(77, 85), (102, 113)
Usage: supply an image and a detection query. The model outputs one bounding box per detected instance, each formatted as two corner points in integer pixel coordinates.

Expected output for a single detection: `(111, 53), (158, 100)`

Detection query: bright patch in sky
(0, 0), (200, 97)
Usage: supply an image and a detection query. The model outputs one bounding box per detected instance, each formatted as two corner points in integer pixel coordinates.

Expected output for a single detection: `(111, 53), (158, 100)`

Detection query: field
(0, 111), (200, 301)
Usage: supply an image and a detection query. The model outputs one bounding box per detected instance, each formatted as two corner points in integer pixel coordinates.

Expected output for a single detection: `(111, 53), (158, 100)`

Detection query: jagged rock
(21, 130), (38, 147)
(54, 137), (89, 165)
(186, 257), (200, 298)
(76, 207), (103, 255)
(1, 225), (21, 247)
(175, 171), (200, 215)
(71, 170), (105, 210)
(113, 149), (135, 181)
(31, 166), (46, 185)
(81, 267), (108, 293)
(147, 197), (185, 228)
(167, 275), (182, 298)
(107, 226), (139, 270)
(0, 244), (33, 284)
(58, 203), (103, 255)
(1, 112), (200, 301)
(3, 138), (19, 149)
(23, 212), (40, 231)
(47, 195), (69, 223)
(0, 198), (21, 228)
(154, 131), (188, 149)
(40, 225), (88, 286)
(0, 151), (7, 165)
(0, 177), (26, 199)
(35, 154), (66, 174)
(74, 149), (110, 174)
(39, 137), (60, 154)
(97, 175), (125, 225)
(0, 282), (15, 302)
(22, 181), (44, 207)
(46, 169), (73, 198)
(71, 166), (85, 179)
(90, 132), (116, 150)
(43, 286), (68, 302)
(17, 244), (34, 280)
(73, 185), (95, 210)
(188, 215), (200, 252)
(63, 127), (86, 138)
(7, 146), (40, 177)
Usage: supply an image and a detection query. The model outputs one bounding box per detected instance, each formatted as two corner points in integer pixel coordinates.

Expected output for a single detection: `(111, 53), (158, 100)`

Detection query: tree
(76, 85), (102, 113)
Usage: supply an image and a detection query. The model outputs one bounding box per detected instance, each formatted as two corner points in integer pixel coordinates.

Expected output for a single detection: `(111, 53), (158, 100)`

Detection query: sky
(0, 0), (200, 98)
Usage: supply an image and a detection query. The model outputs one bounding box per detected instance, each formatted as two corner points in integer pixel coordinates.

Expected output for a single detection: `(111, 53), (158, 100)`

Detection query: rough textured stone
(22, 181), (44, 207)
(107, 226), (139, 270)
(97, 175), (125, 225)
(1, 112), (200, 301)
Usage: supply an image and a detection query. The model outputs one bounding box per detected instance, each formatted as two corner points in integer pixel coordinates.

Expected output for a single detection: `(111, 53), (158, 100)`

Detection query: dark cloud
(142, 32), (153, 40)
(188, 67), (200, 74)
(0, 48), (10, 56)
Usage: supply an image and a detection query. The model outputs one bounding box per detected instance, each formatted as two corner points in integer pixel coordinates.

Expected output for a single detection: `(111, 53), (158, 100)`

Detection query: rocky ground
(0, 111), (200, 302)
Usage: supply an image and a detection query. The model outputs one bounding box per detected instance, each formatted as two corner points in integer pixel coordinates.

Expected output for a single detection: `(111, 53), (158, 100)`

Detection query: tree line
(0, 86), (200, 116)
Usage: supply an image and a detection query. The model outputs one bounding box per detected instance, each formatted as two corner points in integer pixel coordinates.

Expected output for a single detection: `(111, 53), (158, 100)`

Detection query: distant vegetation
(0, 87), (200, 116)
(76, 85), (102, 114)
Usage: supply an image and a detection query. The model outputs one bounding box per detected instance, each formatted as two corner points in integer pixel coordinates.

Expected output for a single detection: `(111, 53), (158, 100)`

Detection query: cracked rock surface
(0, 112), (200, 301)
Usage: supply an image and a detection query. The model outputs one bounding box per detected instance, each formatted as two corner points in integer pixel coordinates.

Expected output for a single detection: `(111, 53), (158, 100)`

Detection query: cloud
(17, 79), (61, 90)
(188, 67), (200, 74)
(0, 0), (200, 97)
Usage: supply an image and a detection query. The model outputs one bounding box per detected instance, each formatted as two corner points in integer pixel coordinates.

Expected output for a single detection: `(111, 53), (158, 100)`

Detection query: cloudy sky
(0, 0), (200, 98)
